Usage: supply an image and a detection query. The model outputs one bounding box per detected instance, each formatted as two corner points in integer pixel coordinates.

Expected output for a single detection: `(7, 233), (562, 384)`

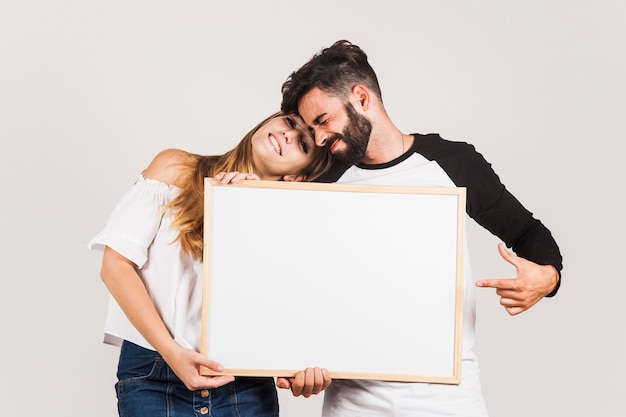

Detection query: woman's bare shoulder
(142, 149), (196, 187)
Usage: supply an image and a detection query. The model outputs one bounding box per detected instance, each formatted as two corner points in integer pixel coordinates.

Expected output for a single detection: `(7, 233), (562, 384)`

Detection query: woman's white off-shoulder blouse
(88, 175), (203, 351)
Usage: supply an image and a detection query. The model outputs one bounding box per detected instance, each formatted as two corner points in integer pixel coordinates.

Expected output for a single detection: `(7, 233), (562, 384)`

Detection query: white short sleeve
(87, 175), (180, 268)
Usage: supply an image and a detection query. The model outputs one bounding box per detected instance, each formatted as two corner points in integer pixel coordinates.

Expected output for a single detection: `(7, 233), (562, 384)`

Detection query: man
(277, 40), (563, 416)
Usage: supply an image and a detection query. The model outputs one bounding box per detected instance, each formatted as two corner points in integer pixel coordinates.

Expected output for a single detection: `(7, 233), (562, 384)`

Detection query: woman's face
(251, 115), (317, 181)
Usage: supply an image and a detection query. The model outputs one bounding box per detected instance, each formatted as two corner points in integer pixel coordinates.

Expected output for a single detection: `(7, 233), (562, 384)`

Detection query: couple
(89, 40), (563, 417)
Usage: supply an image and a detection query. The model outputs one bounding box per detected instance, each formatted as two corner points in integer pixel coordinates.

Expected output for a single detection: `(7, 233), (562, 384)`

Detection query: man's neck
(361, 128), (412, 165)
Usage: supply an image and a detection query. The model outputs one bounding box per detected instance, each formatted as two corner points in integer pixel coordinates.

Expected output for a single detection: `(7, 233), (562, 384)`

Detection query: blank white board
(201, 179), (466, 383)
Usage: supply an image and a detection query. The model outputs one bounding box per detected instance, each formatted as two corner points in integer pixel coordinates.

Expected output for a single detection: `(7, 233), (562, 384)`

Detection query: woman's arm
(100, 236), (234, 391)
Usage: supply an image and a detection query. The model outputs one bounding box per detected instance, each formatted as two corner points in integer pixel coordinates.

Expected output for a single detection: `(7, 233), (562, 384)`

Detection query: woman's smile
(268, 133), (282, 155)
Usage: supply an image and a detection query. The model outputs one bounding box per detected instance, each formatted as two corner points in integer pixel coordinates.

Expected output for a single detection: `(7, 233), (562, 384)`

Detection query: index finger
(290, 371), (306, 397)
(476, 278), (517, 290)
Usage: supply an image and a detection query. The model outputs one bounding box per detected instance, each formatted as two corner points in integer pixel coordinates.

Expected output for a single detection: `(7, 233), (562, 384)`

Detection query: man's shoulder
(410, 133), (477, 160)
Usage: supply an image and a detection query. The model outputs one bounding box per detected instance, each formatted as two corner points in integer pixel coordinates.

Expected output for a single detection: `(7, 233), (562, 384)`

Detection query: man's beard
(328, 103), (372, 166)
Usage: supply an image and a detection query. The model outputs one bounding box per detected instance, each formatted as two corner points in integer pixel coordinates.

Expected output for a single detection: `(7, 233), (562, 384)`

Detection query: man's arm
(415, 134), (563, 313)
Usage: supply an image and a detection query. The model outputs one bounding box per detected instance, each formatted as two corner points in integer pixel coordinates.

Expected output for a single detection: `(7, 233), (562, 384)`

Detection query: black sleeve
(414, 134), (563, 296)
(313, 160), (352, 183)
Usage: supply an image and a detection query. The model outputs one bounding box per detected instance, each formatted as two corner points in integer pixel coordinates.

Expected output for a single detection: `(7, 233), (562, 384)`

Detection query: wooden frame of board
(201, 179), (466, 384)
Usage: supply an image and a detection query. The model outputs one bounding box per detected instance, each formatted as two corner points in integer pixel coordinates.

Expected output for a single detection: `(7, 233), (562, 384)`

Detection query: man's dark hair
(281, 40), (383, 114)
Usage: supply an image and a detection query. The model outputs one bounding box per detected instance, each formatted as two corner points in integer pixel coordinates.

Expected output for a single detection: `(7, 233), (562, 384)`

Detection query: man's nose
(314, 129), (327, 147)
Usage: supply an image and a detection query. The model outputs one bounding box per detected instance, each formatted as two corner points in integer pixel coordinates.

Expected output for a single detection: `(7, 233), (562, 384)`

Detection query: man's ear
(351, 84), (370, 111)
(283, 174), (307, 182)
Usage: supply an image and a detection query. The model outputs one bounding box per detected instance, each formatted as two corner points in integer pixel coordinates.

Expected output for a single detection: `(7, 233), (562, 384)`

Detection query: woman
(88, 112), (332, 417)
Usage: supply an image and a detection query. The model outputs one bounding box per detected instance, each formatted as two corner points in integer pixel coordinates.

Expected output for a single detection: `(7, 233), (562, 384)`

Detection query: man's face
(297, 87), (372, 165)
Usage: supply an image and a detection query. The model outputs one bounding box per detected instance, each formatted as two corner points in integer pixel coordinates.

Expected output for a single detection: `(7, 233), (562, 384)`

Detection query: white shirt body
(88, 175), (203, 351)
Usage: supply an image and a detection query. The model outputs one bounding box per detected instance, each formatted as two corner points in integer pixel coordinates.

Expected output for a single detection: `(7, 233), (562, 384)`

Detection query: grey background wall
(1, 1), (624, 416)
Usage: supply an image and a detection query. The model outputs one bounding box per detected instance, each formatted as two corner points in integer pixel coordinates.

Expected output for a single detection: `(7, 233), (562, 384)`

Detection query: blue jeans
(115, 341), (279, 417)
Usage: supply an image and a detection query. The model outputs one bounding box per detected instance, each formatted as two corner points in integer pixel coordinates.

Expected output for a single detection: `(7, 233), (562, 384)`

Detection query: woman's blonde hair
(166, 112), (333, 260)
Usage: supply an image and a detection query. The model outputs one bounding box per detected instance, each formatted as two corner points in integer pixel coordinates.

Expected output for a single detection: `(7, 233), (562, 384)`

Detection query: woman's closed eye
(299, 138), (309, 154)
(285, 116), (296, 129)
